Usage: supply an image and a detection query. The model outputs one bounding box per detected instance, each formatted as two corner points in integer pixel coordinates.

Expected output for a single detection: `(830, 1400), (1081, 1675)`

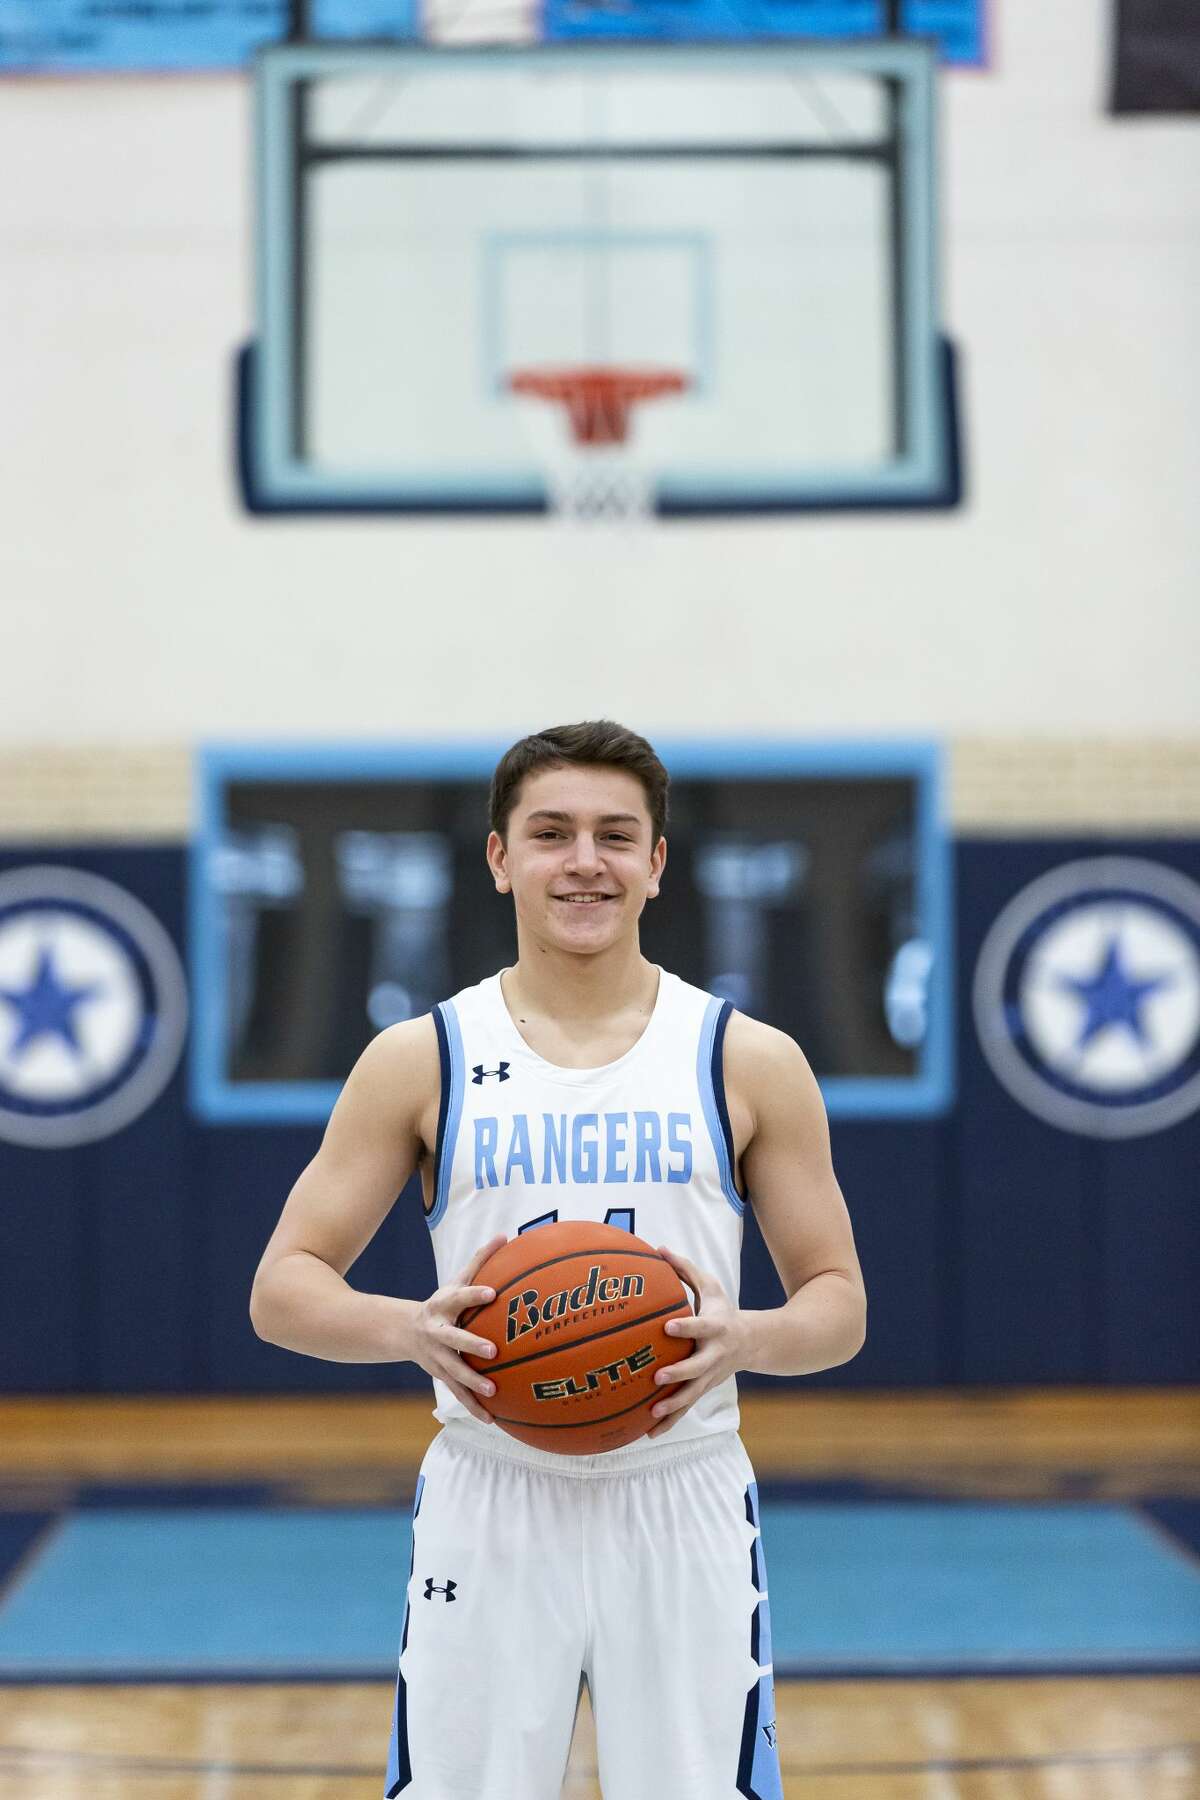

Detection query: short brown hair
(489, 721), (669, 845)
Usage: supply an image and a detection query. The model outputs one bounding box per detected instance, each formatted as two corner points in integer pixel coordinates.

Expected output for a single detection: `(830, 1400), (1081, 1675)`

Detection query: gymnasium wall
(1, 3), (1198, 737)
(1, 0), (1197, 1395)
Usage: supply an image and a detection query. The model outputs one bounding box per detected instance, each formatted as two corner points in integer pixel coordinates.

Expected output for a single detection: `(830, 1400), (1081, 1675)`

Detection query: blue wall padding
(1, 841), (1198, 1392)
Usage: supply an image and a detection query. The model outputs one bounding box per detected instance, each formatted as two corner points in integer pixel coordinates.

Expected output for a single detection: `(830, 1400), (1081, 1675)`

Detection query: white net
(510, 397), (651, 525)
(542, 448), (656, 525)
(508, 368), (687, 526)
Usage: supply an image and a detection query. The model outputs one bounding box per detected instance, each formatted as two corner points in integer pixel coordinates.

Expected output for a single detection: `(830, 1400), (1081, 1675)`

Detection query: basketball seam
(490, 1389), (658, 1431)
(480, 1298), (689, 1374)
(460, 1246), (676, 1327)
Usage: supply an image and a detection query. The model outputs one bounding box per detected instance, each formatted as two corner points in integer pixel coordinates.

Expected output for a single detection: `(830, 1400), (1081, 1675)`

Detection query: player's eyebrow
(524, 810), (642, 827)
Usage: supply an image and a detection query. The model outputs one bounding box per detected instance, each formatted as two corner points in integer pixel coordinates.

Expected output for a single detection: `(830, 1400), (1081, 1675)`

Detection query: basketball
(459, 1221), (695, 1455)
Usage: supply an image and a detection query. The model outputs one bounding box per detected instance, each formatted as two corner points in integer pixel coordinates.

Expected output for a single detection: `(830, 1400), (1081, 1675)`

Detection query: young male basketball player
(250, 721), (866, 1800)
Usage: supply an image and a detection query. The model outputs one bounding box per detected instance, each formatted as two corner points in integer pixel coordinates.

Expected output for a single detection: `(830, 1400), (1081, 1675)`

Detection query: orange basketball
(459, 1221), (694, 1455)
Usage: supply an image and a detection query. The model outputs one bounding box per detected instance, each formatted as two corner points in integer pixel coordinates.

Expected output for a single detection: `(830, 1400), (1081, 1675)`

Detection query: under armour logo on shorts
(423, 1579), (457, 1602)
(472, 1063), (511, 1083)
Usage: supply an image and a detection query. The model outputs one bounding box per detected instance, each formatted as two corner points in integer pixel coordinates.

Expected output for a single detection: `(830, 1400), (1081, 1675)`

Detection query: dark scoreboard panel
(222, 775), (916, 1081)
(0, 0), (984, 69)
(191, 746), (952, 1123)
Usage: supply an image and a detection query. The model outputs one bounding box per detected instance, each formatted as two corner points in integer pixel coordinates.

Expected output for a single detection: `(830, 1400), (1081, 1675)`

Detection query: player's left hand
(646, 1246), (751, 1439)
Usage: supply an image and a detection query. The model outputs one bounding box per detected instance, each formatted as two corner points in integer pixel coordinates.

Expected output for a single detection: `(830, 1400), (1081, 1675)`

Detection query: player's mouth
(554, 893), (618, 905)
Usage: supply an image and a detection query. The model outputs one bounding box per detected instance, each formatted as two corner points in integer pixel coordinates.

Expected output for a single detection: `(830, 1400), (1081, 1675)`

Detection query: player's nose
(565, 834), (603, 874)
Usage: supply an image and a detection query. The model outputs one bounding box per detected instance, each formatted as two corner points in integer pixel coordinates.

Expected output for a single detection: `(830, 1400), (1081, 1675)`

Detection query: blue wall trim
(190, 737), (953, 1124)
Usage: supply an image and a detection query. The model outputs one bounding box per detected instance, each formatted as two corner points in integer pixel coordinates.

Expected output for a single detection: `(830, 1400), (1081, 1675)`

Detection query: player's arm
(649, 1013), (865, 1432)
(249, 1017), (504, 1421)
(730, 1012), (867, 1375)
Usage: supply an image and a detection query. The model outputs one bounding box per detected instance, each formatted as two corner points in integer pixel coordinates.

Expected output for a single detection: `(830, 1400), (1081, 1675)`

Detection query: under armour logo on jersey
(472, 1062), (511, 1084)
(423, 1578), (457, 1602)
(761, 1722), (777, 1750)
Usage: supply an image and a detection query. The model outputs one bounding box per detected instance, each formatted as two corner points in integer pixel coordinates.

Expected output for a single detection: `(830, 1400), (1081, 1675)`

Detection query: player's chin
(550, 907), (629, 950)
(548, 896), (624, 935)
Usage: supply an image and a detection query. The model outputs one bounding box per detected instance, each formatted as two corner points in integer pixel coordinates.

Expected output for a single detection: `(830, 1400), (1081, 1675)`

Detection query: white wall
(2, 2), (1198, 745)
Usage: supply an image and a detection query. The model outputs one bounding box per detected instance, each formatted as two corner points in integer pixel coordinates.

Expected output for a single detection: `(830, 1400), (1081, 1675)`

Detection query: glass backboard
(241, 41), (961, 515)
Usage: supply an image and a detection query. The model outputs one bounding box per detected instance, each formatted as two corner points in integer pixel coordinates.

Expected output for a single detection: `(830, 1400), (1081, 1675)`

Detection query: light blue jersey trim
(697, 997), (745, 1217)
(428, 1001), (465, 1231)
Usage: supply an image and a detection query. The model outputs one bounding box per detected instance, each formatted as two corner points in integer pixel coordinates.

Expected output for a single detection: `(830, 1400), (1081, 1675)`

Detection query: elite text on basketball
(531, 1344), (657, 1401)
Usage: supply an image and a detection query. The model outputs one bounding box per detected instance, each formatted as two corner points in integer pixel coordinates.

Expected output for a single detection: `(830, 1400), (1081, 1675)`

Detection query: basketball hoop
(508, 365), (688, 524)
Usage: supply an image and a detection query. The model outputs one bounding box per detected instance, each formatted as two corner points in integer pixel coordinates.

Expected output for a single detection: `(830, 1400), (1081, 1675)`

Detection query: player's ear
(646, 835), (667, 899)
(486, 830), (512, 894)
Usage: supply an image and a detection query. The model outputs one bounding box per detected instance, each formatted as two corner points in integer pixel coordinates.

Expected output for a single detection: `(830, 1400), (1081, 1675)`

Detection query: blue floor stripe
(0, 1500), (1197, 1681)
(0, 1510), (409, 1677)
(760, 1501), (1200, 1671)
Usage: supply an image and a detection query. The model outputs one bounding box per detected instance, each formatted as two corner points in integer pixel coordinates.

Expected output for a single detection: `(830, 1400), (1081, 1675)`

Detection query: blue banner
(1, 0), (982, 71)
(906, 0), (983, 65)
(544, 0), (986, 65)
(2, 0), (985, 72)
(0, 1), (419, 73)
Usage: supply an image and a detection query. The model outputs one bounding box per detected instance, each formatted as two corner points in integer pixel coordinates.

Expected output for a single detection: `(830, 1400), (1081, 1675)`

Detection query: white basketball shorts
(384, 1419), (783, 1799)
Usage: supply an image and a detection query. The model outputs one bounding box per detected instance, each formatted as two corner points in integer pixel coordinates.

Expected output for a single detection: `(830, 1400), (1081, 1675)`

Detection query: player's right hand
(409, 1235), (507, 1425)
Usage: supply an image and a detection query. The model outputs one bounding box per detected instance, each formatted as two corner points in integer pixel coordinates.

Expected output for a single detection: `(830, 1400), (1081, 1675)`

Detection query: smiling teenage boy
(250, 719), (867, 1800)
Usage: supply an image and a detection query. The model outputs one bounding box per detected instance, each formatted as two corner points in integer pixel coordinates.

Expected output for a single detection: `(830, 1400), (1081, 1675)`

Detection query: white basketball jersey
(425, 965), (747, 1453)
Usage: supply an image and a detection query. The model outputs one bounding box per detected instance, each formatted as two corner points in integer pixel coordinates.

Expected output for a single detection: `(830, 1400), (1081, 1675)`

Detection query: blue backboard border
(236, 335), (963, 516)
(190, 739), (955, 1124)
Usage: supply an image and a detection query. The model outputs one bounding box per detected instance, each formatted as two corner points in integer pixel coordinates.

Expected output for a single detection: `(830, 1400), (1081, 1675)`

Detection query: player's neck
(503, 936), (657, 1026)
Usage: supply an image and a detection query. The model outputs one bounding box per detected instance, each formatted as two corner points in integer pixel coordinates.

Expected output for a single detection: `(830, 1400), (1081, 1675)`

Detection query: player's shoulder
(722, 1007), (808, 1077)
(720, 1007), (822, 1124)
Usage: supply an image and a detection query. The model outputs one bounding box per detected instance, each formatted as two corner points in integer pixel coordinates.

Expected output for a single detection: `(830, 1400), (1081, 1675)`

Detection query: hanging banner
(0, 2), (418, 73)
(544, 0), (987, 66)
(1111, 0), (1200, 113)
(2, 0), (981, 72)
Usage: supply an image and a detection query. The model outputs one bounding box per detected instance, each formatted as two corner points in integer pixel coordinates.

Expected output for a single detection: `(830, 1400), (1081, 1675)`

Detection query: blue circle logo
(973, 858), (1200, 1138)
(0, 866), (188, 1148)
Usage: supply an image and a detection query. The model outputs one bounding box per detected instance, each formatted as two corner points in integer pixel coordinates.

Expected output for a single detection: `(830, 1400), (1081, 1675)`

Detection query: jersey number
(518, 1207), (636, 1235)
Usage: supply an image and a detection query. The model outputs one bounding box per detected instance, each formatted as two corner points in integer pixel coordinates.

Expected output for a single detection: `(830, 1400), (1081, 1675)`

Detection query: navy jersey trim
(428, 1007), (451, 1221)
(385, 1472), (425, 1797)
(427, 1003), (465, 1231)
(698, 997), (746, 1215)
(736, 1480), (783, 1800)
(711, 1001), (747, 1203)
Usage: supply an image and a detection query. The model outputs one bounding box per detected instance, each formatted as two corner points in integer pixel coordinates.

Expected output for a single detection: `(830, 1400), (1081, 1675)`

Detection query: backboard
(239, 41), (961, 516)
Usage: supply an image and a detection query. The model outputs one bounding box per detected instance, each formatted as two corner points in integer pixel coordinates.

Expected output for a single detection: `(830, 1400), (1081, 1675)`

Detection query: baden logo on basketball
(505, 1263), (645, 1343)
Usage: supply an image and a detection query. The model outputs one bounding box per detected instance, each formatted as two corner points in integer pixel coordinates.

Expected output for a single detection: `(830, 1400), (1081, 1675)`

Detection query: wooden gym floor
(0, 1390), (1197, 1799)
